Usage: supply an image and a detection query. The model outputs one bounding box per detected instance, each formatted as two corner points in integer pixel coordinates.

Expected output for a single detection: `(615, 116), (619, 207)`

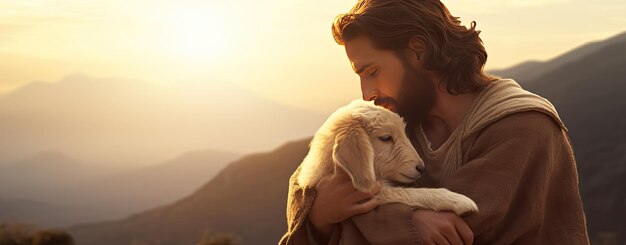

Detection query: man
(280, 0), (590, 244)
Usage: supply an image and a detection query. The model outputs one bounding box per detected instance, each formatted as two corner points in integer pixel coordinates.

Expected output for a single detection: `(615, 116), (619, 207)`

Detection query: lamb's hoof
(438, 190), (479, 216)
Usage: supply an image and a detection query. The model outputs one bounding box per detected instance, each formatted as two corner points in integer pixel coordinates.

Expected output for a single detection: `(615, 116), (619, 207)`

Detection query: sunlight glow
(159, 8), (231, 59)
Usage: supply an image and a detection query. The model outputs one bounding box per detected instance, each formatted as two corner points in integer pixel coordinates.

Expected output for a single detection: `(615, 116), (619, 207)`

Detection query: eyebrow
(354, 63), (374, 75)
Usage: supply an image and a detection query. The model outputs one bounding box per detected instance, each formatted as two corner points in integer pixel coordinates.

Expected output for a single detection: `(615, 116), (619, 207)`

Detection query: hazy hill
(0, 74), (326, 166)
(70, 32), (626, 244)
(0, 198), (99, 228)
(0, 152), (109, 199)
(50, 149), (241, 221)
(69, 138), (310, 244)
(0, 149), (240, 227)
(489, 30), (626, 83)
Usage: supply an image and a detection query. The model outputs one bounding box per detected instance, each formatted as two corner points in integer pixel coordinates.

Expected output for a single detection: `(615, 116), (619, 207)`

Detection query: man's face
(344, 35), (436, 126)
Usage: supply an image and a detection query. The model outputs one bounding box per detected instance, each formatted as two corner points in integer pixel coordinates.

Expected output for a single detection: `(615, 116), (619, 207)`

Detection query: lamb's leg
(375, 186), (478, 216)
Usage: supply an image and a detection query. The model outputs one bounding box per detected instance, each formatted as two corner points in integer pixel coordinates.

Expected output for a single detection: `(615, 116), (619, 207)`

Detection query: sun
(160, 8), (231, 60)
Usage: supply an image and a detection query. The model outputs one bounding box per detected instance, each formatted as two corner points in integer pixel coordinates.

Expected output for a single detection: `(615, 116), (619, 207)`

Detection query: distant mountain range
(67, 31), (626, 244)
(0, 74), (326, 166)
(0, 149), (240, 227)
(69, 138), (309, 244)
(0, 73), (327, 226)
(0, 198), (100, 228)
(0, 152), (110, 199)
(51, 148), (242, 221)
(488, 31), (626, 83)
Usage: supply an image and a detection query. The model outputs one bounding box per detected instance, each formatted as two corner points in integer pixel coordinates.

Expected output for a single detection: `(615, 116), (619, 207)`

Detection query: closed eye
(378, 135), (393, 142)
(369, 69), (378, 77)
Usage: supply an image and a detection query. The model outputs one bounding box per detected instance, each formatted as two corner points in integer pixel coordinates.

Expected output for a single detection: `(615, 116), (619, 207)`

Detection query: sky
(1, 0), (625, 112)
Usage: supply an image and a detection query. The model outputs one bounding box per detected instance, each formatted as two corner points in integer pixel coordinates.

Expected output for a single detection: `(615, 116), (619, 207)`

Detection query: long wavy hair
(332, 0), (498, 95)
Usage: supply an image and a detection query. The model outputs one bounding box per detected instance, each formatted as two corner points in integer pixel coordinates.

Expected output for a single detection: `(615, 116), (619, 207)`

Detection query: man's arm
(279, 163), (382, 245)
(281, 111), (588, 244)
(347, 111), (587, 244)
(440, 111), (588, 244)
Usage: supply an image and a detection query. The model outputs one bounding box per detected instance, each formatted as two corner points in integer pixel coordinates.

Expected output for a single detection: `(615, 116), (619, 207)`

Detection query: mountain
(0, 74), (326, 166)
(69, 137), (311, 244)
(49, 149), (241, 221)
(70, 32), (626, 244)
(488, 30), (626, 83)
(0, 198), (99, 228)
(0, 151), (110, 199)
(0, 149), (240, 227)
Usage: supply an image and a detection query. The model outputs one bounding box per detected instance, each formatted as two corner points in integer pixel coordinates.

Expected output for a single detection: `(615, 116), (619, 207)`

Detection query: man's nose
(361, 88), (379, 101)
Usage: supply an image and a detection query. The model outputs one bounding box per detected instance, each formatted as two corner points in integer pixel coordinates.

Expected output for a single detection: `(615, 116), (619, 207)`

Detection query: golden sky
(1, 0), (625, 112)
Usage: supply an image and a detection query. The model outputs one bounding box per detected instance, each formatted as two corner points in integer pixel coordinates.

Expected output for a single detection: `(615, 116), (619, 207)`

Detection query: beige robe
(278, 78), (590, 245)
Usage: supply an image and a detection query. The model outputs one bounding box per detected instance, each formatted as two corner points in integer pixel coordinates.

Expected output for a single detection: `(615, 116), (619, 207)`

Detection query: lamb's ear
(332, 125), (376, 192)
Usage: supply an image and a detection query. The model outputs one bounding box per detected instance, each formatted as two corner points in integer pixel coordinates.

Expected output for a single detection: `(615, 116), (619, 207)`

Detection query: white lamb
(297, 99), (478, 215)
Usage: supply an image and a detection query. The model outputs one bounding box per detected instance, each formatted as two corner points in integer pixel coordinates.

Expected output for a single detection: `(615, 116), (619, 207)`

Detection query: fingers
(331, 164), (378, 193)
(347, 181), (381, 202)
(454, 217), (474, 245)
(348, 196), (379, 216)
(414, 210), (467, 245)
(432, 235), (453, 245)
(423, 234), (450, 245)
(442, 228), (463, 245)
(315, 174), (333, 189)
(333, 164), (351, 180)
(427, 214), (459, 245)
(318, 169), (348, 188)
(421, 233), (452, 245)
(440, 212), (472, 245)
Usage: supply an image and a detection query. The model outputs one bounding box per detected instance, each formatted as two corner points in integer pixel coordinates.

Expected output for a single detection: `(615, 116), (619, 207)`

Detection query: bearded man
(279, 1), (590, 244)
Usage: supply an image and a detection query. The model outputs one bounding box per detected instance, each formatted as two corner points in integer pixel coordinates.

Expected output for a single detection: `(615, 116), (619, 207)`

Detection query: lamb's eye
(378, 135), (393, 142)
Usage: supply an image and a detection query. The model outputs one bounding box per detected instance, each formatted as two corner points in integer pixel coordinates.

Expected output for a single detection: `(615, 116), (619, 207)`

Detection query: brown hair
(332, 0), (498, 94)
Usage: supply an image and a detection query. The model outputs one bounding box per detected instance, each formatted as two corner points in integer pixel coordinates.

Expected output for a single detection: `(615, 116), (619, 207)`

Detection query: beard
(375, 56), (436, 133)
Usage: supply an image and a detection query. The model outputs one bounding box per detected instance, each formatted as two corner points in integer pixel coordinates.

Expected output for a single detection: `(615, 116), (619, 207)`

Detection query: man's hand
(308, 164), (382, 239)
(412, 209), (474, 245)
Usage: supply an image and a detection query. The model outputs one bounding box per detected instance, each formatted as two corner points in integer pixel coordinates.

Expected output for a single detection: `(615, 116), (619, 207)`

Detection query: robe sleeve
(280, 110), (588, 244)
(348, 202), (423, 244)
(278, 164), (421, 245)
(289, 201), (420, 245)
(441, 111), (589, 244)
(278, 165), (322, 245)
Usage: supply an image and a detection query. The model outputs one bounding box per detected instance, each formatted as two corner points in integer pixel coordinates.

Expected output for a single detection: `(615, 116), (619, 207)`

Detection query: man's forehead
(345, 36), (376, 62)
(344, 36), (392, 74)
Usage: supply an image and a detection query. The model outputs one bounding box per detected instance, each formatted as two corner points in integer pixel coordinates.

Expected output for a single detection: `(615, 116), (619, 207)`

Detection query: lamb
(297, 99), (478, 216)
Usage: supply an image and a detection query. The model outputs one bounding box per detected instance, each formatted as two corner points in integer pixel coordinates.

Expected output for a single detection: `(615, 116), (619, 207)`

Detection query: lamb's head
(331, 99), (425, 193)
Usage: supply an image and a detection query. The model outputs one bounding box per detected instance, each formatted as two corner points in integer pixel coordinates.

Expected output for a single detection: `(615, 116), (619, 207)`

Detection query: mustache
(374, 97), (398, 107)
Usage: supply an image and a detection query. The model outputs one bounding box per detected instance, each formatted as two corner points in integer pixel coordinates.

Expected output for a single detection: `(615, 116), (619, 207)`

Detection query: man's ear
(332, 124), (376, 192)
(405, 36), (425, 62)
